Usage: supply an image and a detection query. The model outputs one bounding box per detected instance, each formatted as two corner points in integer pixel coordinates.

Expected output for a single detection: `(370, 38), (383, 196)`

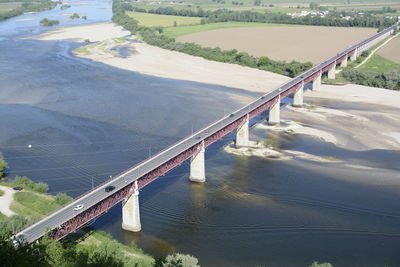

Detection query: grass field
(163, 21), (294, 38)
(11, 191), (60, 219)
(127, 11), (201, 27)
(79, 230), (154, 266)
(177, 25), (376, 63)
(359, 54), (400, 73)
(0, 189), (4, 197)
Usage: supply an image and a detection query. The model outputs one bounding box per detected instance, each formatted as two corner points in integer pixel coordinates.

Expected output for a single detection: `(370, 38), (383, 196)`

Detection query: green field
(0, 2), (21, 12)
(127, 11), (201, 27)
(0, 189), (4, 197)
(11, 191), (60, 219)
(359, 54), (400, 73)
(163, 21), (294, 38)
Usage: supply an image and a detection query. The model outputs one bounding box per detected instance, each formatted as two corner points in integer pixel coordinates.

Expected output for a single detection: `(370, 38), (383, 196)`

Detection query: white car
(74, 204), (84, 211)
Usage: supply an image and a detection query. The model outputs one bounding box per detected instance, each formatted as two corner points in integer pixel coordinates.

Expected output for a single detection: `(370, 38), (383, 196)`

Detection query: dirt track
(377, 36), (400, 63)
(177, 26), (376, 64)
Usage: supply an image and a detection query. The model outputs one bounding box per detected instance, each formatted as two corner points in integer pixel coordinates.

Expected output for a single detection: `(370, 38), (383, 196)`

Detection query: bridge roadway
(15, 23), (399, 245)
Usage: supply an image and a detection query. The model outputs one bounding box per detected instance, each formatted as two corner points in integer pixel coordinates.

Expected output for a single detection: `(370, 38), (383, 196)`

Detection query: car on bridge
(74, 204), (84, 211)
(105, 185), (115, 192)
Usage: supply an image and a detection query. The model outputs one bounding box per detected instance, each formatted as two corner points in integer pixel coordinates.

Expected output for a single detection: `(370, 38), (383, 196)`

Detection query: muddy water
(1, 2), (400, 267)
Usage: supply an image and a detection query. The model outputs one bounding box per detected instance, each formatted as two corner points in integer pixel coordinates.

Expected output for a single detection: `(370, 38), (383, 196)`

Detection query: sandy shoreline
(32, 22), (290, 95)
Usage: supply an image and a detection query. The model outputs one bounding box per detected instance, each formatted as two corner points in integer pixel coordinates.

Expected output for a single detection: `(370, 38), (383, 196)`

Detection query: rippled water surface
(1, 2), (400, 266)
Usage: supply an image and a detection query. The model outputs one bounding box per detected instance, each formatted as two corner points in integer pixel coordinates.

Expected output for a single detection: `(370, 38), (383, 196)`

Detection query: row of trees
(130, 6), (397, 28)
(0, 0), (58, 21)
(113, 1), (312, 77)
(341, 68), (400, 90)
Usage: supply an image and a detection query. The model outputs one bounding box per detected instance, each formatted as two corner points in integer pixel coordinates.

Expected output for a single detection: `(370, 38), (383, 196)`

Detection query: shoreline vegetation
(0, 0), (59, 22)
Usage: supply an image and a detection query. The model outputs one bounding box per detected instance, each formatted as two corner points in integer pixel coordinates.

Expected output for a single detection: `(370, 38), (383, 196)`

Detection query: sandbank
(31, 22), (290, 94)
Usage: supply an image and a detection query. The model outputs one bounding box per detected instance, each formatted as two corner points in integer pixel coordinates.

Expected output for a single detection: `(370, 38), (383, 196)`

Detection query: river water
(1, 2), (400, 266)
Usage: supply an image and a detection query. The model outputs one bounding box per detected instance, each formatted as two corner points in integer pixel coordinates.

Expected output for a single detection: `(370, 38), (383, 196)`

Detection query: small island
(40, 18), (59, 26)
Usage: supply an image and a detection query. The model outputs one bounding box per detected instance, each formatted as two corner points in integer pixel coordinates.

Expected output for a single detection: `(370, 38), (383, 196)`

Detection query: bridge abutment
(328, 64), (336, 79)
(122, 182), (141, 232)
(236, 117), (249, 147)
(190, 141), (206, 183)
(312, 72), (321, 91)
(293, 82), (304, 107)
(269, 98), (280, 125)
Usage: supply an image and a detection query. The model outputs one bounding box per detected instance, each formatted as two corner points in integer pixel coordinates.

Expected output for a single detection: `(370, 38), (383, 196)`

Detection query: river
(1, 1), (400, 266)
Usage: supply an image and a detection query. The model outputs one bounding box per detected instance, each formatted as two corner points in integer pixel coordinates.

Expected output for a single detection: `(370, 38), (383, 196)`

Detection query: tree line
(112, 1), (312, 78)
(0, 0), (58, 22)
(130, 6), (397, 28)
(341, 68), (400, 90)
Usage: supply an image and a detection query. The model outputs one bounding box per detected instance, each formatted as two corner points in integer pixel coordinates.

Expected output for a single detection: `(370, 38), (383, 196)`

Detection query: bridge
(15, 22), (399, 245)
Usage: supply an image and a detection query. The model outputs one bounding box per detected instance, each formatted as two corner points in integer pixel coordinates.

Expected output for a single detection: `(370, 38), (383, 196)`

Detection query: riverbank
(32, 22), (290, 97)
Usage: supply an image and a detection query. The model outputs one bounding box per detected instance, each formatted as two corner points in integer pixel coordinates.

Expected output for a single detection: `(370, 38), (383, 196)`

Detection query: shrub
(55, 193), (72, 205)
(309, 262), (333, 267)
(0, 153), (7, 177)
(34, 182), (49, 193)
(164, 253), (200, 267)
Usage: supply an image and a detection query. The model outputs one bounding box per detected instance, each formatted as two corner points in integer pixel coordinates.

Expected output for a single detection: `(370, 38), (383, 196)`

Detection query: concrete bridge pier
(236, 116), (249, 147)
(190, 141), (206, 183)
(340, 57), (348, 67)
(293, 82), (304, 107)
(312, 72), (321, 91)
(327, 64), (336, 79)
(122, 181), (141, 232)
(269, 97), (280, 125)
(350, 49), (358, 61)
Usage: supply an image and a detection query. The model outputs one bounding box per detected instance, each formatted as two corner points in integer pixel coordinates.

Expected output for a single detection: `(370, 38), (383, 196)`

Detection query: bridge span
(15, 23), (399, 245)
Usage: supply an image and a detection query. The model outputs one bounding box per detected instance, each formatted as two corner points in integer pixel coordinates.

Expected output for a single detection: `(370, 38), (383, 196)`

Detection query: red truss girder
(304, 71), (321, 84)
(348, 49), (356, 57)
(322, 61), (336, 73)
(249, 97), (278, 120)
(49, 184), (134, 240)
(336, 54), (348, 64)
(137, 143), (202, 190)
(281, 82), (302, 99)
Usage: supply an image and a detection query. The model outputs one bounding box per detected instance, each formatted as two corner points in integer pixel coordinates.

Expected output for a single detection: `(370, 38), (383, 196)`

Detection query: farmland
(126, 11), (201, 27)
(177, 26), (377, 64)
(163, 21), (295, 38)
(376, 35), (400, 63)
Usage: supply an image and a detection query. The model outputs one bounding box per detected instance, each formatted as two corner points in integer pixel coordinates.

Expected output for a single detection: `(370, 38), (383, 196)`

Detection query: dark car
(13, 186), (23, 191)
(105, 185), (115, 192)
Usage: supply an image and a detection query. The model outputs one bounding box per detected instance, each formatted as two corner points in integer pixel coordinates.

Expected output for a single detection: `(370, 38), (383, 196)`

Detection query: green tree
(309, 261), (333, 267)
(0, 153), (7, 177)
(254, 0), (261, 6)
(34, 182), (49, 193)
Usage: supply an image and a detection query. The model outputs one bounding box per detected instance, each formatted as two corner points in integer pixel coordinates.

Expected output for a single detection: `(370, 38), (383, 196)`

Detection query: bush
(164, 253), (200, 267)
(33, 182), (49, 193)
(40, 18), (59, 26)
(55, 193), (72, 205)
(0, 154), (7, 177)
(341, 68), (400, 90)
(309, 262), (333, 267)
(11, 176), (50, 193)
